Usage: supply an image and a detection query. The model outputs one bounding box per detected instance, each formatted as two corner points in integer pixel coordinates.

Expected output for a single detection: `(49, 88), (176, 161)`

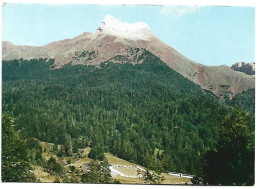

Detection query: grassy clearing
(161, 173), (191, 185)
(105, 152), (191, 184)
(32, 165), (58, 183)
(112, 166), (138, 175)
(32, 141), (191, 184)
(105, 153), (144, 168)
(113, 175), (144, 184)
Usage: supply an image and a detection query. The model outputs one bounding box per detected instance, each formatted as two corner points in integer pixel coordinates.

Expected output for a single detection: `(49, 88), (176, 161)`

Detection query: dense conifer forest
(2, 51), (255, 184)
(226, 88), (255, 115)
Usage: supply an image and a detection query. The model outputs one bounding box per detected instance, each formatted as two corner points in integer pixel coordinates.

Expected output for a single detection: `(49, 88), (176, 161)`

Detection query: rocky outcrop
(231, 62), (255, 75)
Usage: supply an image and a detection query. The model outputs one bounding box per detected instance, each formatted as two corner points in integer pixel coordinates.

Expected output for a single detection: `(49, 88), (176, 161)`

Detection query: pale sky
(2, 3), (255, 66)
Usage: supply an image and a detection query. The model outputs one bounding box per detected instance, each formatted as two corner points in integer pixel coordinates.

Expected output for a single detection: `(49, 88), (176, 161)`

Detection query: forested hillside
(2, 51), (252, 181)
(226, 89), (255, 115)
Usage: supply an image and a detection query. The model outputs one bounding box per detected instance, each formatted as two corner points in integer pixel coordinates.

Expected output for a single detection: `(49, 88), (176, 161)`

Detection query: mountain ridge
(2, 15), (254, 97)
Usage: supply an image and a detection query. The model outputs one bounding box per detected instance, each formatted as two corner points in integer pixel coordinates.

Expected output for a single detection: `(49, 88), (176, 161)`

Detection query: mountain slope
(2, 51), (230, 176)
(226, 88), (255, 115)
(2, 15), (255, 97)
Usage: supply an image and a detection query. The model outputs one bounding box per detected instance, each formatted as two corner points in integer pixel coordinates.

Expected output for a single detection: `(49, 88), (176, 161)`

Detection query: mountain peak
(97, 15), (152, 41)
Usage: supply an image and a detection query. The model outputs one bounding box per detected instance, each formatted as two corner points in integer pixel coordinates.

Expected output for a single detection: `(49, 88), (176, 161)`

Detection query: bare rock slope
(2, 15), (254, 97)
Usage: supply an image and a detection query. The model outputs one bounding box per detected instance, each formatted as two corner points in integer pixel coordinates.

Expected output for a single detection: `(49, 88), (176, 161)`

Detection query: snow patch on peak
(97, 15), (153, 41)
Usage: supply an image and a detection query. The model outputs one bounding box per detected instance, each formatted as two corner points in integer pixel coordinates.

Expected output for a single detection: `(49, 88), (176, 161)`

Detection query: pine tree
(64, 134), (73, 156)
(2, 113), (36, 182)
(141, 168), (165, 184)
(202, 108), (254, 185)
(81, 158), (112, 183)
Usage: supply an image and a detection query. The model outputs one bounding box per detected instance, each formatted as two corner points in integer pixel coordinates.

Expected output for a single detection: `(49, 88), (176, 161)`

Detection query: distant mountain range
(2, 15), (255, 97)
(231, 62), (255, 75)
